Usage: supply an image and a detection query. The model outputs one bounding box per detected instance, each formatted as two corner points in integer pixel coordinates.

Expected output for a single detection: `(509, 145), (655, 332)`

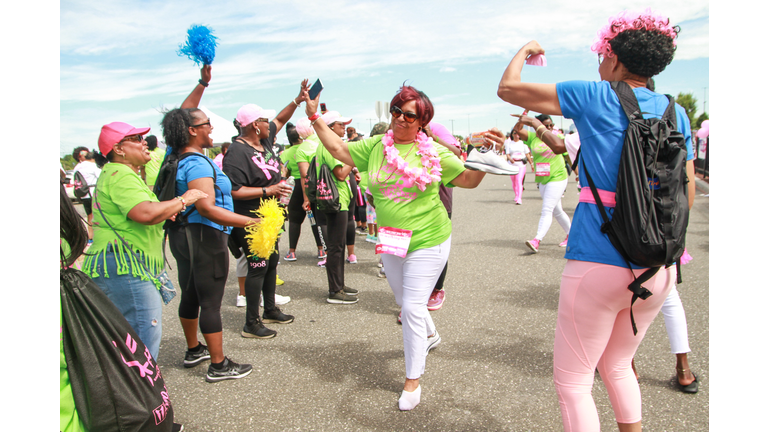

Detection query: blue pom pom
(177, 25), (218, 65)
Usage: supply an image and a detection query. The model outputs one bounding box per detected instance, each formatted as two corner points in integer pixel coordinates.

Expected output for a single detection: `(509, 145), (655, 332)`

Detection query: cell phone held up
(320, 103), (327, 114)
(308, 79), (323, 101)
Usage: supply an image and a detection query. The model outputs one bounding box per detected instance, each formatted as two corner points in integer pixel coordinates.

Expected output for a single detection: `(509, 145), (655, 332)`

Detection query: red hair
(390, 85), (434, 127)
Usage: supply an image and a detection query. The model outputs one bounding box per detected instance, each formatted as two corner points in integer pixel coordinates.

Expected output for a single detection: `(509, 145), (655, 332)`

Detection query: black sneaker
(263, 307), (294, 324)
(183, 343), (211, 368)
(342, 286), (359, 295)
(172, 423), (184, 432)
(205, 357), (253, 382)
(327, 291), (359, 304)
(241, 319), (277, 339)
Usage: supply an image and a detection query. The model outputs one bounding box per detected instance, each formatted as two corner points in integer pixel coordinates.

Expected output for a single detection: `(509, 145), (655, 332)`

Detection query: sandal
(676, 368), (699, 394)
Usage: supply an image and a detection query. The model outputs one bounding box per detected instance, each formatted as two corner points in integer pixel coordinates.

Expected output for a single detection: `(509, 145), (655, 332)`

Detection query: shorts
(366, 203), (377, 225)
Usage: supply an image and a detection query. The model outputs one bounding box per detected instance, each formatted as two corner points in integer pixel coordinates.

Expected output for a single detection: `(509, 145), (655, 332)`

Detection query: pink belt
(579, 188), (616, 207)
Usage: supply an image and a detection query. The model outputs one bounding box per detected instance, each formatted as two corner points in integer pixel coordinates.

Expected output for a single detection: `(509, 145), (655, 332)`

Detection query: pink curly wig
(591, 9), (678, 56)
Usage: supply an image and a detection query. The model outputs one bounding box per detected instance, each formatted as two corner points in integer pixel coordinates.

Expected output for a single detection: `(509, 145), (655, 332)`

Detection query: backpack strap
(610, 81), (642, 122)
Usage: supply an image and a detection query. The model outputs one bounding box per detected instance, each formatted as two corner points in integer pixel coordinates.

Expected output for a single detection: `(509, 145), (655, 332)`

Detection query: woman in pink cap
(83, 121), (207, 362)
(498, 9), (692, 431)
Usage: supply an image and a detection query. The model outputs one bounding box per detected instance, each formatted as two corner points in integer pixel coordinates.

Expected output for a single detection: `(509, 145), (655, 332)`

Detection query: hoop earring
(256, 127), (261, 135)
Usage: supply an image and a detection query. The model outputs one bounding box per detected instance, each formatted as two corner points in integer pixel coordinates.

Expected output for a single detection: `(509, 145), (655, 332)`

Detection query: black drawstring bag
(61, 268), (174, 431)
(316, 162), (341, 213)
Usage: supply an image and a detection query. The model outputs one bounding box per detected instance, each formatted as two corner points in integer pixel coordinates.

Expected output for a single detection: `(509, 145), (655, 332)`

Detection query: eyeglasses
(191, 119), (212, 128)
(390, 106), (418, 123)
(120, 134), (145, 143)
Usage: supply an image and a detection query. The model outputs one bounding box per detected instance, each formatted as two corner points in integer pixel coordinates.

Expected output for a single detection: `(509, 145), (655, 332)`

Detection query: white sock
(398, 385), (421, 411)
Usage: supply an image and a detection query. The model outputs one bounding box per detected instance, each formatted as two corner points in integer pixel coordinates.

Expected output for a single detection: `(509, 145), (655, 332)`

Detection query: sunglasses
(390, 106), (418, 123)
(120, 134), (145, 143)
(191, 119), (212, 128)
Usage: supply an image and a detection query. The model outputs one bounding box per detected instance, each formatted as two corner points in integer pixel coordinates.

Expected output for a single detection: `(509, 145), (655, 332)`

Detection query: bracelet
(538, 129), (548, 139)
(308, 112), (321, 121)
(310, 118), (320, 128)
(262, 187), (268, 197)
(535, 124), (545, 134)
(292, 98), (300, 107)
(198, 79), (209, 87)
(175, 196), (187, 213)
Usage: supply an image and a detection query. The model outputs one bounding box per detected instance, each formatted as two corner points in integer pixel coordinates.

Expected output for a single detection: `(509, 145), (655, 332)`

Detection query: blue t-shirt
(556, 80), (693, 268)
(175, 153), (234, 234)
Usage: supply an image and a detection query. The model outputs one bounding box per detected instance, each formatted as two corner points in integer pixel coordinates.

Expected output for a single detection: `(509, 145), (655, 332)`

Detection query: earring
(256, 128), (261, 135)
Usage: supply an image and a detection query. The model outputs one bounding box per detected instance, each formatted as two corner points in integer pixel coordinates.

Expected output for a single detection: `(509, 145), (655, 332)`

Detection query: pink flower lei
(591, 8), (678, 57)
(382, 130), (442, 192)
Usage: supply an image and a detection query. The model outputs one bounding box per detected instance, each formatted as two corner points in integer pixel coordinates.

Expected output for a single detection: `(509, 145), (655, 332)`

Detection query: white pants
(381, 236), (451, 379)
(535, 179), (571, 240)
(661, 285), (691, 354)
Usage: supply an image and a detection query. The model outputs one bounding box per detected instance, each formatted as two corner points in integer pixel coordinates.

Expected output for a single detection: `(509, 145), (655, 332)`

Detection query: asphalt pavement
(104, 172), (708, 431)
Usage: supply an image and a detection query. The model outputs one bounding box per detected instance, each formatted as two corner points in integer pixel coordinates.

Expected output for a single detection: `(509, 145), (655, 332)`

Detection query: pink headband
(591, 9), (678, 56)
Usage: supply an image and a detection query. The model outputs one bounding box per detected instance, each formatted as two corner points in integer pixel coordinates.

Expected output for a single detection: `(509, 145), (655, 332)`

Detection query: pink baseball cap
(98, 122), (151, 155)
(236, 104), (276, 127)
(321, 111), (352, 126)
(295, 117), (315, 140)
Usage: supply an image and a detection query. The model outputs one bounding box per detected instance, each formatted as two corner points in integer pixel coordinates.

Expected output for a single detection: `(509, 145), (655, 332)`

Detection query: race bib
(511, 152), (524, 161)
(375, 227), (412, 258)
(535, 162), (551, 177)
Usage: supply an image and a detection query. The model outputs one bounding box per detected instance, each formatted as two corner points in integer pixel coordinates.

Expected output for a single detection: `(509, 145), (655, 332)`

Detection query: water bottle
(279, 177), (295, 206)
(306, 210), (316, 226)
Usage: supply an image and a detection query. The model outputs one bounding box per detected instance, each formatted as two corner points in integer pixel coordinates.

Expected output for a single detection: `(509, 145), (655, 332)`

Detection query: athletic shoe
(377, 260), (383, 268)
(284, 251), (297, 261)
(526, 238), (540, 253)
(427, 290), (445, 311)
(559, 235), (569, 248)
(241, 320), (277, 339)
(355, 226), (367, 236)
(464, 148), (519, 175)
(260, 293), (291, 307)
(262, 306), (294, 324)
(317, 250), (327, 259)
(343, 286), (359, 295)
(317, 257), (326, 267)
(426, 330), (441, 353)
(377, 268), (387, 278)
(397, 311), (402, 324)
(346, 254), (358, 264)
(183, 343), (211, 368)
(172, 423), (184, 432)
(276, 275), (285, 285)
(205, 357), (253, 382)
(516, 201), (522, 205)
(236, 295), (247, 307)
(366, 235), (378, 244)
(327, 291), (359, 304)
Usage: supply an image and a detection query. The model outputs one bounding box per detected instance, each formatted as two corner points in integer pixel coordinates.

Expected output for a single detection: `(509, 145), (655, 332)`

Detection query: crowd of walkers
(61, 9), (702, 432)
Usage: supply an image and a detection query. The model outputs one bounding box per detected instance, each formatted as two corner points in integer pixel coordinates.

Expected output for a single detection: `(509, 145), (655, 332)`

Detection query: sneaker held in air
(426, 330), (441, 354)
(327, 291), (359, 304)
(317, 257), (327, 267)
(346, 254), (358, 264)
(262, 306), (295, 324)
(276, 275), (285, 285)
(526, 238), (540, 253)
(236, 294), (247, 307)
(342, 286), (359, 296)
(427, 289), (445, 311)
(284, 251), (297, 261)
(260, 293), (291, 307)
(183, 343), (211, 368)
(205, 357), (253, 382)
(464, 148), (519, 175)
(241, 319), (277, 339)
(559, 235), (569, 248)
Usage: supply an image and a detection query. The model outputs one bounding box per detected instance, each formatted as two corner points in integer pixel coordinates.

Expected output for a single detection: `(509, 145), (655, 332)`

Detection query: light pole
(449, 120), (454, 135)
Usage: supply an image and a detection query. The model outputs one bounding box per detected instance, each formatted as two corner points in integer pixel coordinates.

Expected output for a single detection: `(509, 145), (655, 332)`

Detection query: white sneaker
(260, 293), (291, 307)
(464, 148), (519, 175)
(236, 295), (247, 307)
(426, 330), (441, 354)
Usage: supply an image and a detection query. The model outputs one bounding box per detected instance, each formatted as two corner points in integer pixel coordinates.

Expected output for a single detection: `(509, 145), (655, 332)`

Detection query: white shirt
(503, 139), (530, 165)
(73, 160), (101, 199)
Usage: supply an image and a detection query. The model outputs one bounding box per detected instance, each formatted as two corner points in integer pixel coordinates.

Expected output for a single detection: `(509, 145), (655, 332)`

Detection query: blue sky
(60, 0), (709, 156)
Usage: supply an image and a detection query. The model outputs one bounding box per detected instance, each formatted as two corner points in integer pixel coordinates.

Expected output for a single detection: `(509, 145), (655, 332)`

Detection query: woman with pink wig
(498, 10), (693, 432)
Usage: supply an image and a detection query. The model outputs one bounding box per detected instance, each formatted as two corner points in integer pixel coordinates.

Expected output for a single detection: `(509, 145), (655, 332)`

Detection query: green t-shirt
(348, 135), (465, 252)
(143, 147), (165, 188)
(524, 133), (567, 184)
(316, 143), (351, 212)
(294, 134), (320, 165)
(82, 163), (165, 282)
(280, 144), (301, 180)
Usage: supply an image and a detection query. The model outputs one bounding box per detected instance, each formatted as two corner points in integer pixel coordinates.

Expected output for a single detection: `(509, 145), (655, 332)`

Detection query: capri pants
(535, 178), (570, 241)
(660, 284), (691, 354)
(287, 181), (322, 249)
(381, 236), (450, 379)
(554, 260), (675, 431)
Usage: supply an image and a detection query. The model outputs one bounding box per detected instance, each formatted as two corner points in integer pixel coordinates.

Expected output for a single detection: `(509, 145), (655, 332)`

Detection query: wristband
(262, 187), (267, 197)
(308, 112), (320, 121)
(198, 79), (209, 87)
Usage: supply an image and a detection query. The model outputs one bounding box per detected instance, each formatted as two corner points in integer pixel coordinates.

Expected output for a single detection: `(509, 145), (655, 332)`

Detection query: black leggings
(230, 226), (279, 327)
(287, 180), (322, 249)
(168, 223), (228, 334)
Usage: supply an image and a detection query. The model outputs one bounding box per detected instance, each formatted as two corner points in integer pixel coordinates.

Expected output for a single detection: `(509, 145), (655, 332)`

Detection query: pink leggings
(554, 260), (675, 431)
(509, 163), (526, 203)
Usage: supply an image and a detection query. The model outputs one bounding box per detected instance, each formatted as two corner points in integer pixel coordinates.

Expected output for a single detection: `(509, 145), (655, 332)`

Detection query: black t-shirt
(222, 122), (282, 216)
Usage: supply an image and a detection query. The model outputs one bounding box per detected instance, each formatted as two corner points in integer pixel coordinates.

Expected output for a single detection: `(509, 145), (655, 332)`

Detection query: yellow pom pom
(244, 197), (287, 259)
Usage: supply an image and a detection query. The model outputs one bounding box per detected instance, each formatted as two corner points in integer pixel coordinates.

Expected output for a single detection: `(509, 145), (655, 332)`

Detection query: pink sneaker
(427, 289), (445, 311)
(317, 257), (327, 267)
(559, 235), (569, 248)
(526, 238), (540, 253)
(397, 311), (402, 324)
(346, 254), (357, 264)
